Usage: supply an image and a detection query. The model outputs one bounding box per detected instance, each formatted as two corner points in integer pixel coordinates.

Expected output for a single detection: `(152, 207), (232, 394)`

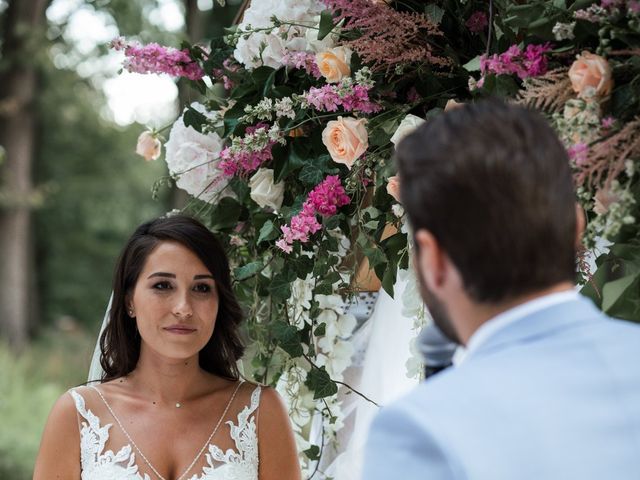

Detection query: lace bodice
(69, 383), (261, 480)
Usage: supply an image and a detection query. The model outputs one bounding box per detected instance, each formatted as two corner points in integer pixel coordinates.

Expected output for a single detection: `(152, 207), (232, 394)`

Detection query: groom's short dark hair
(396, 99), (577, 303)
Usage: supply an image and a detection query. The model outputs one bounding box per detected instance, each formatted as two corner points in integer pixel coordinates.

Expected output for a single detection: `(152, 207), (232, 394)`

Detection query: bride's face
(129, 240), (219, 362)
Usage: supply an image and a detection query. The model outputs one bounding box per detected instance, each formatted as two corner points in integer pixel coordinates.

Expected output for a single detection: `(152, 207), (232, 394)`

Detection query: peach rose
(316, 47), (352, 84)
(386, 175), (401, 203)
(135, 131), (161, 161)
(444, 99), (464, 111)
(568, 52), (613, 98)
(593, 187), (619, 215)
(321, 116), (368, 169)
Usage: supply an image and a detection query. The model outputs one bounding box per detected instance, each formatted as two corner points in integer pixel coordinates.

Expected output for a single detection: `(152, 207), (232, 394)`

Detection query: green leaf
(262, 68), (277, 97)
(293, 255), (314, 277)
(258, 220), (279, 243)
(234, 261), (264, 281)
(273, 321), (304, 358)
(381, 264), (397, 297)
(313, 323), (326, 336)
(424, 4), (445, 24)
(314, 282), (334, 295)
(305, 366), (338, 399)
(318, 10), (336, 41)
(269, 271), (296, 301)
(274, 142), (306, 182)
(223, 101), (248, 136)
(323, 214), (342, 231)
(211, 197), (243, 229)
(304, 445), (321, 461)
(183, 106), (208, 133)
(299, 163), (326, 186)
(463, 56), (482, 72)
(602, 273), (640, 317)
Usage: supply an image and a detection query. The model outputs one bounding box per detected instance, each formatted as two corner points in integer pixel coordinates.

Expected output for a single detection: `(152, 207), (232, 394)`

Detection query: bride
(33, 214), (300, 480)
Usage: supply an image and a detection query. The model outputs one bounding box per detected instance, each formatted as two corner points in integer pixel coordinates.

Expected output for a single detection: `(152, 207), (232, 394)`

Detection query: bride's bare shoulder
(33, 389), (81, 479)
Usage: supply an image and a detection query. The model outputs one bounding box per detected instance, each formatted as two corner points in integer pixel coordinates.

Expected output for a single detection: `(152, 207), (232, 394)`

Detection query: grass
(0, 326), (94, 479)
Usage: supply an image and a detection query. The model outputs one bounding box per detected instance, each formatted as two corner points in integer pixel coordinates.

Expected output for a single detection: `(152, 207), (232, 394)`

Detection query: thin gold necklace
(91, 381), (243, 480)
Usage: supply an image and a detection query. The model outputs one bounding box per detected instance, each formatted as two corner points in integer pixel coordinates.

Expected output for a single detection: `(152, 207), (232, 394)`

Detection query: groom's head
(396, 100), (580, 343)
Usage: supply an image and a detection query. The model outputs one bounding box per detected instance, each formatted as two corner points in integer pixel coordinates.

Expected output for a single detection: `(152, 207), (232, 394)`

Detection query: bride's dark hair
(99, 214), (245, 382)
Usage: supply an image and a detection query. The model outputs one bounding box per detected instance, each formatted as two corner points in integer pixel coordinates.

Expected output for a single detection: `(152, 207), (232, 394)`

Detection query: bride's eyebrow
(148, 272), (175, 279)
(147, 272), (214, 280)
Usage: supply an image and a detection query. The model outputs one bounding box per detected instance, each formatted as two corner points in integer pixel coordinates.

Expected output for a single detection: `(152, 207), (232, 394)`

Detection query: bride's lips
(163, 325), (197, 335)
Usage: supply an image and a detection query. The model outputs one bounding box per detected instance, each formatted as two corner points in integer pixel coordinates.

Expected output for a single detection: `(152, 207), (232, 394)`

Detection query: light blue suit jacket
(363, 296), (640, 479)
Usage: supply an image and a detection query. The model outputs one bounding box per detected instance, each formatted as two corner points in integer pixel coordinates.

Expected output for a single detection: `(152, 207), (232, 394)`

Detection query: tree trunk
(0, 0), (49, 350)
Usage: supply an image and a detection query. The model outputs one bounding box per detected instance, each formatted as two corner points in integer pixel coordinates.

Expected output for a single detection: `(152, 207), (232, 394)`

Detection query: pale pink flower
(135, 131), (162, 161)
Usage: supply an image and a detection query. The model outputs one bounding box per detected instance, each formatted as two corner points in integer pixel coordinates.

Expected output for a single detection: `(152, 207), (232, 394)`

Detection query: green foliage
(0, 329), (94, 479)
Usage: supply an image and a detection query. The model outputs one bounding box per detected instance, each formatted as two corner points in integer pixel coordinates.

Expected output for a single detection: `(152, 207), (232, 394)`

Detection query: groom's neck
(452, 281), (575, 346)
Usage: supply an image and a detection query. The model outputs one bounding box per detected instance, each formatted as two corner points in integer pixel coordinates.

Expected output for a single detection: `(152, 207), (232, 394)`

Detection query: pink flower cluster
(568, 143), (589, 166)
(213, 59), (239, 91)
(466, 11), (488, 34)
(111, 39), (205, 81)
(281, 51), (322, 79)
(219, 124), (278, 177)
(276, 175), (350, 253)
(304, 84), (382, 114)
(480, 43), (553, 80)
(575, 0), (640, 21)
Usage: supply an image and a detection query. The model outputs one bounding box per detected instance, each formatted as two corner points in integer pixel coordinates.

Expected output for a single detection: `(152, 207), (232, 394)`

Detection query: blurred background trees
(0, 0), (243, 477)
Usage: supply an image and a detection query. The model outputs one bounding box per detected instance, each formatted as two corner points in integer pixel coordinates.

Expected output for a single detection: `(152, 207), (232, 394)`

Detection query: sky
(46, 0), (188, 127)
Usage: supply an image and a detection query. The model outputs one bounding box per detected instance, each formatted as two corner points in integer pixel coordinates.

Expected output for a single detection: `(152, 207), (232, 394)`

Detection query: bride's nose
(172, 290), (193, 319)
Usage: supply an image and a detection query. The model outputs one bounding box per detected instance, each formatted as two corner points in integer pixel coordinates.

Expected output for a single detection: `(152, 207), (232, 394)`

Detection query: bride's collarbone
(86, 380), (248, 478)
(91, 378), (244, 434)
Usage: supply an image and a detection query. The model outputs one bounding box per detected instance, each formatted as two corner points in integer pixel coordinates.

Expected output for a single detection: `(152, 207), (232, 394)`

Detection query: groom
(363, 100), (640, 479)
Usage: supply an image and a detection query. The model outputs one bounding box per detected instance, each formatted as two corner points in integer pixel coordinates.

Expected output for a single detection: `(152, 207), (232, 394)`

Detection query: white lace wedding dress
(69, 382), (261, 480)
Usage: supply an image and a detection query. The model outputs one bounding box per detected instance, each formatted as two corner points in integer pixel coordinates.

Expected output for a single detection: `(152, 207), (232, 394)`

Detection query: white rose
(164, 102), (228, 203)
(233, 0), (327, 69)
(390, 114), (426, 146)
(249, 168), (285, 211)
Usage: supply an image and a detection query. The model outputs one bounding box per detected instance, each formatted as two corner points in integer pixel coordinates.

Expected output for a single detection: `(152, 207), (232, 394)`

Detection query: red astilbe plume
(323, 0), (450, 73)
(574, 117), (640, 190)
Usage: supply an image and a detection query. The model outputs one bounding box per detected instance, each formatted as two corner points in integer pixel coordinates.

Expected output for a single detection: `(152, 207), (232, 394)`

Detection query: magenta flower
(304, 84), (381, 114)
(114, 40), (205, 81)
(466, 11), (488, 34)
(480, 43), (552, 80)
(277, 175), (351, 253)
(219, 124), (280, 177)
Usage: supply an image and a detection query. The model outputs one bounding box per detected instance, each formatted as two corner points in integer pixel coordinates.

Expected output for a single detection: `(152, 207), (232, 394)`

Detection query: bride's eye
(193, 283), (212, 294)
(152, 281), (172, 291)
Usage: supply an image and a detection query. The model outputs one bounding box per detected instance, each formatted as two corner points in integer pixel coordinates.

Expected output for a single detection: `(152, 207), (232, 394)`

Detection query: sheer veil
(88, 293), (112, 382)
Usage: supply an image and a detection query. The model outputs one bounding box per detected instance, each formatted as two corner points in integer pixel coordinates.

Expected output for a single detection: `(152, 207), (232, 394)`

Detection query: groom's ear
(575, 202), (586, 249)
(414, 229), (447, 291)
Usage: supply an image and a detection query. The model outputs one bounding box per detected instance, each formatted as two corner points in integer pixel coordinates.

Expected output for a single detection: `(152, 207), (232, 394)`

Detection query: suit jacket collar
(462, 295), (604, 363)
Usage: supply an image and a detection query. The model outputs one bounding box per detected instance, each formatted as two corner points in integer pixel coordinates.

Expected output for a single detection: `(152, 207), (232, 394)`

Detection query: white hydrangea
(552, 21), (576, 41)
(233, 0), (334, 70)
(164, 103), (229, 203)
(287, 276), (314, 328)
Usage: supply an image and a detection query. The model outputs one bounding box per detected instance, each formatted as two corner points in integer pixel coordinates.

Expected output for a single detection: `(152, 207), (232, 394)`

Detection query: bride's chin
(139, 341), (204, 364)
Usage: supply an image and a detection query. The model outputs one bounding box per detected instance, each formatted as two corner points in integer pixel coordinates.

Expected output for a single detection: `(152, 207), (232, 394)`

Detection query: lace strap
(246, 385), (262, 419)
(69, 388), (103, 430)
